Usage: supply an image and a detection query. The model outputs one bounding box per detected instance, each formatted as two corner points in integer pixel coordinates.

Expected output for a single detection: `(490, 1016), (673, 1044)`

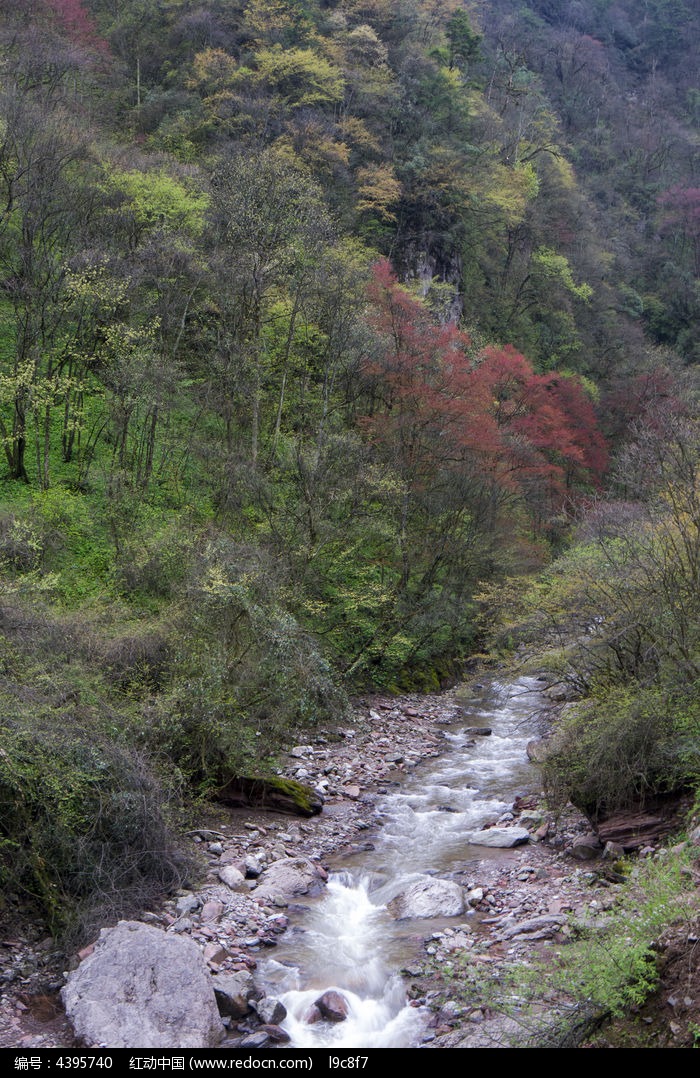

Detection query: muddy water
(260, 677), (547, 1048)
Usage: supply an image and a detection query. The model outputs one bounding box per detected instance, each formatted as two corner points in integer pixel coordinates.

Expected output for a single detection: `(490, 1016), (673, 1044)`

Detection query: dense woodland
(0, 0), (699, 961)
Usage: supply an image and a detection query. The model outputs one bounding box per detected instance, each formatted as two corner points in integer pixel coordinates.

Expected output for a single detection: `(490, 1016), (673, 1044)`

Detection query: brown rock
(314, 990), (349, 1022)
(570, 833), (601, 860)
(200, 901), (225, 924)
(203, 943), (229, 967)
(596, 807), (682, 851)
(260, 1024), (291, 1044)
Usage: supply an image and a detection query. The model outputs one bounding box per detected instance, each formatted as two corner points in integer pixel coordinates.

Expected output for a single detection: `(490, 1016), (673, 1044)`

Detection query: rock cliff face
(61, 921), (225, 1049)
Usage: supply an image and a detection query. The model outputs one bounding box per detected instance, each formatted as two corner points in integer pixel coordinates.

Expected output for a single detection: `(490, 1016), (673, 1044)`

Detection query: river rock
(175, 894), (199, 915)
(260, 1024), (291, 1044)
(61, 921), (224, 1048)
(244, 855), (263, 878)
(212, 970), (256, 1018)
(469, 827), (530, 848)
(200, 899), (225, 923)
(240, 1031), (270, 1049)
(252, 997), (287, 1025)
(570, 833), (602, 860)
(314, 990), (349, 1022)
(498, 914), (567, 941)
(526, 738), (550, 763)
(254, 856), (327, 900)
(218, 865), (247, 890)
(387, 875), (465, 919)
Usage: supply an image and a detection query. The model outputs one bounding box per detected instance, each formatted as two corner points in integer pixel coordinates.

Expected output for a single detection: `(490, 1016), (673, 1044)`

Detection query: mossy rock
(215, 775), (323, 817)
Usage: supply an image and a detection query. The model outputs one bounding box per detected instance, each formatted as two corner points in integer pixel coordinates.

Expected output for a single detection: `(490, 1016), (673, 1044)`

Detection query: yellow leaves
(187, 48), (237, 94)
(103, 321), (159, 353)
(253, 45), (345, 109)
(517, 161), (540, 200)
(547, 154), (576, 192)
(355, 164), (402, 221)
(64, 263), (127, 313)
(485, 162), (535, 226)
(108, 169), (209, 238)
(339, 117), (382, 156)
(275, 126), (350, 179)
(0, 356), (34, 407)
(344, 24), (389, 68)
(242, 0), (316, 47)
(531, 247), (593, 302)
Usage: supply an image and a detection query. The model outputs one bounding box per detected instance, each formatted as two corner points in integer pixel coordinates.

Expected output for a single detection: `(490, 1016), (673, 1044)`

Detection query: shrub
(146, 539), (349, 787)
(542, 686), (700, 817)
(0, 725), (189, 944)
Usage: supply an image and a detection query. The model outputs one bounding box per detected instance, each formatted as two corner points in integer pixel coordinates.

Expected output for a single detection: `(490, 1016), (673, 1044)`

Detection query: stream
(259, 676), (546, 1048)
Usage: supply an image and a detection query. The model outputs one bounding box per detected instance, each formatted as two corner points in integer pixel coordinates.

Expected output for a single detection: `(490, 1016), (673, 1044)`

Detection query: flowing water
(260, 677), (546, 1048)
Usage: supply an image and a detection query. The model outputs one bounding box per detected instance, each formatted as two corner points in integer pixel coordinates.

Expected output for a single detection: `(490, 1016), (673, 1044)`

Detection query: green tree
(205, 147), (331, 476)
(0, 75), (97, 485)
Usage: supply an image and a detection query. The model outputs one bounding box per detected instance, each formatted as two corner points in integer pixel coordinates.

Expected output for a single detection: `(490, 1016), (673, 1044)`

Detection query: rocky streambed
(0, 677), (650, 1050)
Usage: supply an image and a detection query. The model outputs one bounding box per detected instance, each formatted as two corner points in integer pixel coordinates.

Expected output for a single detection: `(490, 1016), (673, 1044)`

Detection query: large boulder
(254, 857), (327, 901)
(387, 875), (465, 919)
(62, 921), (224, 1048)
(570, 833), (602, 860)
(216, 777), (322, 817)
(469, 827), (530, 848)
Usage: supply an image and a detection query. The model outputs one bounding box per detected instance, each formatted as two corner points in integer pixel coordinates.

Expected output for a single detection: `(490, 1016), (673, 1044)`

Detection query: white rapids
(260, 677), (546, 1048)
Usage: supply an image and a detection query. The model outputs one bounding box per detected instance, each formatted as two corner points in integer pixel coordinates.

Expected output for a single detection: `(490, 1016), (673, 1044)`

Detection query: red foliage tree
(43, 0), (110, 57)
(477, 344), (608, 491)
(362, 260), (501, 481)
(361, 262), (607, 537)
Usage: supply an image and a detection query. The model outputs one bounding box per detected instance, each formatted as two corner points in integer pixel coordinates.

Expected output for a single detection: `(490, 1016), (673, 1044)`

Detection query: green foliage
(0, 723), (188, 942)
(490, 418), (700, 816)
(433, 849), (694, 1044)
(548, 852), (694, 1020)
(531, 248), (593, 303)
(0, 0), (697, 950)
(108, 168), (209, 238)
(445, 10), (481, 73)
(148, 539), (349, 787)
(542, 685), (699, 817)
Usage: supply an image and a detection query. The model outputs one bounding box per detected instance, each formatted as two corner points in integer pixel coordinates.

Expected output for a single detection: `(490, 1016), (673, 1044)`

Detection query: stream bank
(2, 676), (697, 1049)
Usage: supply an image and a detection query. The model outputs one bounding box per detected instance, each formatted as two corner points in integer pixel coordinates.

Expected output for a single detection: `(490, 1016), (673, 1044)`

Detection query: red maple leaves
(43, 0), (110, 57)
(361, 260), (607, 521)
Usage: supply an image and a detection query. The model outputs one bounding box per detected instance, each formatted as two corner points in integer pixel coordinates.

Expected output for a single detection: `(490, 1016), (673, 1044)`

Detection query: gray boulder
(213, 970), (256, 1019)
(254, 856), (327, 900)
(469, 827), (530, 848)
(218, 864), (247, 890)
(252, 997), (287, 1025)
(387, 875), (465, 919)
(570, 833), (602, 860)
(62, 921), (224, 1048)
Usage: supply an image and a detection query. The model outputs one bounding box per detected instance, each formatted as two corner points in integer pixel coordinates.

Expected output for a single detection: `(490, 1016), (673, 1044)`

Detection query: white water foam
(260, 677), (545, 1048)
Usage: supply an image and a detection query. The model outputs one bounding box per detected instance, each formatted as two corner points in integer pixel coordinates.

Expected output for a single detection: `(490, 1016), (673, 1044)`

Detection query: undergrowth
(433, 848), (697, 1047)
